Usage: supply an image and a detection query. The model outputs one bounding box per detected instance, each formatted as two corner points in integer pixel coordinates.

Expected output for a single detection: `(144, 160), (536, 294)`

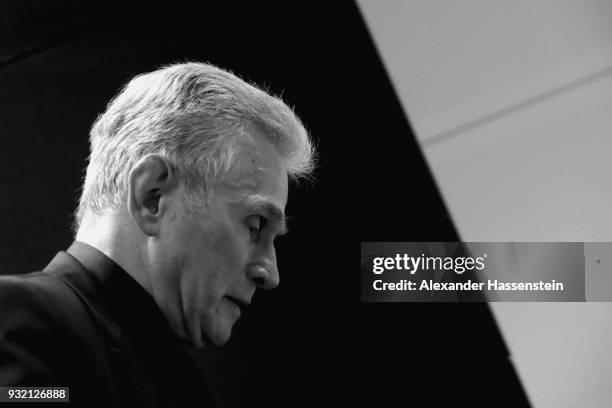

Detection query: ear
(127, 154), (176, 236)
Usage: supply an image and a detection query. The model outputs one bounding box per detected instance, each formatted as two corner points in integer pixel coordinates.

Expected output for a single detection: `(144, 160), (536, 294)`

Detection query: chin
(204, 324), (233, 347)
(207, 333), (231, 347)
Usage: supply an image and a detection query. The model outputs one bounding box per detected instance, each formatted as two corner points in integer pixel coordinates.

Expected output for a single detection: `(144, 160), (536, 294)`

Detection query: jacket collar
(42, 241), (176, 349)
(42, 241), (212, 407)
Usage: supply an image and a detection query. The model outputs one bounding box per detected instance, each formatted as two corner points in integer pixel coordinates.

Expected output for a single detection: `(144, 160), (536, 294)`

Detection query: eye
(247, 215), (266, 240)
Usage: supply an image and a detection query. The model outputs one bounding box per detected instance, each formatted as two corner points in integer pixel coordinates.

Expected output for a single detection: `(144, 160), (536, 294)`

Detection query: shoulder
(0, 273), (74, 385)
(0, 272), (108, 388)
(0, 273), (62, 330)
(0, 272), (80, 331)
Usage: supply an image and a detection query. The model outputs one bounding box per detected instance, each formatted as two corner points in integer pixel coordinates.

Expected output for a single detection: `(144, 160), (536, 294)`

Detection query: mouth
(226, 296), (251, 314)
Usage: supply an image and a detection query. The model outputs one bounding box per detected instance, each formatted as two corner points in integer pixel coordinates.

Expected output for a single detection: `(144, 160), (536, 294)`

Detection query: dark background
(0, 1), (530, 406)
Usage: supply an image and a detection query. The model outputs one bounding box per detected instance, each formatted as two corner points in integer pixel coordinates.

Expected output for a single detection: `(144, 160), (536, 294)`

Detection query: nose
(247, 246), (279, 290)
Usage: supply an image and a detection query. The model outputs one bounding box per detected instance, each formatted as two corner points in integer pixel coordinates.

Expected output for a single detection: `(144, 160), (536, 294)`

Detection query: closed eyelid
(243, 198), (289, 238)
(248, 216), (288, 243)
(248, 215), (262, 226)
(246, 217), (264, 238)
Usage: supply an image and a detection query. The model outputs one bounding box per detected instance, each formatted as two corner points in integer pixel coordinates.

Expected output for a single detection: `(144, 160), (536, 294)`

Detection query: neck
(76, 211), (153, 294)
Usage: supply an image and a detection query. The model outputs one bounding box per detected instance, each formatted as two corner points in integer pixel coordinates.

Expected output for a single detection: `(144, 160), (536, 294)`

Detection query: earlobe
(127, 154), (175, 236)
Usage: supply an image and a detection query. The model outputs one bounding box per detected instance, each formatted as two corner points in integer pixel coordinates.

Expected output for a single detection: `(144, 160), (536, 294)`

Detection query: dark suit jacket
(0, 242), (214, 407)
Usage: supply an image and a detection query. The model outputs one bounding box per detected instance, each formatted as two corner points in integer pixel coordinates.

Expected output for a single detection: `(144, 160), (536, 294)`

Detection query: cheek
(208, 227), (248, 279)
(186, 224), (249, 299)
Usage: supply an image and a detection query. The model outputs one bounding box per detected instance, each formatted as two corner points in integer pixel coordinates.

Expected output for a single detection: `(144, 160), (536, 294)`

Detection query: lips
(226, 296), (251, 313)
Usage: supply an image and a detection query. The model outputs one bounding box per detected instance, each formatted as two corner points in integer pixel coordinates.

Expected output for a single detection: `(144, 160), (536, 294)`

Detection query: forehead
(217, 127), (289, 211)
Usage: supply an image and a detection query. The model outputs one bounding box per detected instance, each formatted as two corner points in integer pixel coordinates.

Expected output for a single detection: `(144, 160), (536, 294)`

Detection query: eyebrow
(252, 200), (289, 236)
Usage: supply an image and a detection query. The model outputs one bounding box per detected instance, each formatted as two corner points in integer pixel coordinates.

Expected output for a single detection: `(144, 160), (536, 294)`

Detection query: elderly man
(0, 62), (315, 407)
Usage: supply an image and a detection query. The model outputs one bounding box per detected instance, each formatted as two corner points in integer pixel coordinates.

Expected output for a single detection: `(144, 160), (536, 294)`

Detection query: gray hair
(74, 62), (315, 231)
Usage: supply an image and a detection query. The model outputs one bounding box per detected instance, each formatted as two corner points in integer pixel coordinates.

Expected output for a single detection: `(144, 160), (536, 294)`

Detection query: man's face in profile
(154, 130), (288, 347)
